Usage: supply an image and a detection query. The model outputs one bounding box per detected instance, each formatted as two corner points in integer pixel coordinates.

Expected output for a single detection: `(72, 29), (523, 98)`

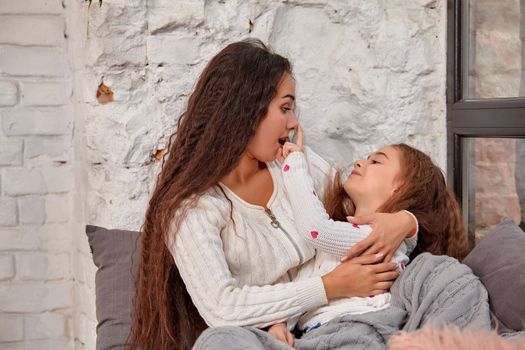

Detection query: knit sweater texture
(169, 147), (332, 328)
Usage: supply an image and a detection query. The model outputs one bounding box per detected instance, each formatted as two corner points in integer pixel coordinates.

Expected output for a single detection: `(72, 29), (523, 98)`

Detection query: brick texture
(0, 3), (77, 350)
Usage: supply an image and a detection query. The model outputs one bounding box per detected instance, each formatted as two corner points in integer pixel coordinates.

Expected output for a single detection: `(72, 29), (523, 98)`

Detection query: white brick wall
(0, 0), (79, 349)
(25, 136), (71, 163)
(45, 194), (71, 224)
(0, 47), (67, 77)
(0, 282), (73, 313)
(0, 139), (23, 166)
(18, 196), (46, 225)
(0, 16), (65, 47)
(16, 253), (70, 280)
(0, 197), (18, 226)
(0, 0), (63, 14)
(0, 0), (449, 349)
(83, 0), (448, 233)
(1, 107), (73, 136)
(2, 169), (47, 196)
(0, 255), (15, 280)
(25, 312), (67, 340)
(0, 316), (24, 342)
(0, 81), (18, 106)
(21, 81), (72, 107)
(0, 230), (40, 251)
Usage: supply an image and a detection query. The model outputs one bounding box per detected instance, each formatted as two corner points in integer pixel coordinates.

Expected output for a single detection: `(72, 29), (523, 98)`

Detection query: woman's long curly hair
(323, 143), (469, 261)
(129, 39), (292, 350)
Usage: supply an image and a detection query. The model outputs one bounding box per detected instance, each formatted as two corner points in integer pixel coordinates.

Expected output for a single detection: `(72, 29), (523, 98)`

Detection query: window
(447, 0), (525, 247)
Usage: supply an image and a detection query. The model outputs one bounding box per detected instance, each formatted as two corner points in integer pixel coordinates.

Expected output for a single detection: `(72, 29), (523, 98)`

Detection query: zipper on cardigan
(265, 207), (304, 263)
(265, 207), (280, 228)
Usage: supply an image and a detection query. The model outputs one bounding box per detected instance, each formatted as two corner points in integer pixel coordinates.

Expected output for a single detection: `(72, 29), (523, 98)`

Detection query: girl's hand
(342, 211), (417, 263)
(277, 125), (304, 162)
(268, 322), (294, 346)
(282, 141), (303, 157)
(322, 253), (399, 299)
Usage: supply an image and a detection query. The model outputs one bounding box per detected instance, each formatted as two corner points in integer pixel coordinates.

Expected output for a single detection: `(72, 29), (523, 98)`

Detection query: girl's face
(344, 146), (403, 212)
(245, 73), (298, 162)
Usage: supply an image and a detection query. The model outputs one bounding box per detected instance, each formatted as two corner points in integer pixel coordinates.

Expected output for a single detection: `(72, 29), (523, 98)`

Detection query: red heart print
(310, 231), (319, 239)
(352, 224), (359, 228)
(283, 164), (290, 172)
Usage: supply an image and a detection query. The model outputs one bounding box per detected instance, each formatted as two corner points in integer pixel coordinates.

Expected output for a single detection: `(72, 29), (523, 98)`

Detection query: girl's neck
(353, 204), (379, 217)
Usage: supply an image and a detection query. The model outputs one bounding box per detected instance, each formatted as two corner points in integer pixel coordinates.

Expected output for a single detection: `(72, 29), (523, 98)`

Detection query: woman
(129, 39), (418, 350)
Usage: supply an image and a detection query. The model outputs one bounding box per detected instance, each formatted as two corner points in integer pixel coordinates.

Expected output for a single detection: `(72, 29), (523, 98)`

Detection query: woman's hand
(268, 322), (294, 346)
(341, 211), (417, 263)
(321, 253), (399, 300)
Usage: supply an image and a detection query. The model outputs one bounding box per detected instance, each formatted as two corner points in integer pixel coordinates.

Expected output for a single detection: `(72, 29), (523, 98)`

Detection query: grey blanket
(293, 253), (491, 350)
(193, 253), (498, 350)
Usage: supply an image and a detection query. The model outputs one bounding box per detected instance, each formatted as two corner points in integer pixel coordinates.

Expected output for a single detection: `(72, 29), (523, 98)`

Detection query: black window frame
(446, 0), (525, 247)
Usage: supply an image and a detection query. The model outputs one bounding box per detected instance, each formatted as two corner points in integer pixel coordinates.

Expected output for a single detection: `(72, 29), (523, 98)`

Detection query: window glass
(462, 137), (525, 244)
(463, 0), (525, 99)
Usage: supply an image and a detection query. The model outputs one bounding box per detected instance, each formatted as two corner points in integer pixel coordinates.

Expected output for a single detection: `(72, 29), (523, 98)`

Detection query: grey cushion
(463, 218), (525, 331)
(86, 225), (141, 350)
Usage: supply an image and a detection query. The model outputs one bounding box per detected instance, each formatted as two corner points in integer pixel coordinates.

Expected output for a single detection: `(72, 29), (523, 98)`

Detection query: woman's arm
(169, 198), (327, 328)
(344, 212), (418, 263)
(321, 254), (399, 298)
(170, 195), (399, 328)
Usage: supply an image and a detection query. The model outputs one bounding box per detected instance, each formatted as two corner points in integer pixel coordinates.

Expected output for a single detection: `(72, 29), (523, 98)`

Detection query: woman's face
(344, 146), (403, 211)
(246, 73), (298, 162)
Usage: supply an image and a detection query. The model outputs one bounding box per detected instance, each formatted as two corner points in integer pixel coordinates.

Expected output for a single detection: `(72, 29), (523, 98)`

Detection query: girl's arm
(302, 145), (335, 200)
(282, 151), (376, 257)
(283, 151), (418, 258)
(268, 323), (294, 346)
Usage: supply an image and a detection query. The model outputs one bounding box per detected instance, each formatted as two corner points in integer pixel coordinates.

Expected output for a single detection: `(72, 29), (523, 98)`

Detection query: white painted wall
(0, 0), (447, 348)
(82, 0), (447, 233)
(0, 0), (78, 348)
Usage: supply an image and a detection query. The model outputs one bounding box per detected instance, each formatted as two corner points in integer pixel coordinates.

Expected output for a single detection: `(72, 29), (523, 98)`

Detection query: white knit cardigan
(169, 147), (332, 328)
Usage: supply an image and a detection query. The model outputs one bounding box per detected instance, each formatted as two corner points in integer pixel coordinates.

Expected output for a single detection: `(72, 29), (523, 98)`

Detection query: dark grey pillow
(86, 225), (141, 350)
(463, 218), (525, 331)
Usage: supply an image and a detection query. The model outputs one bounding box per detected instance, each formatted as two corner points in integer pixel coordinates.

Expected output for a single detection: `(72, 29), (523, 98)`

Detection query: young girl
(267, 131), (469, 345)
